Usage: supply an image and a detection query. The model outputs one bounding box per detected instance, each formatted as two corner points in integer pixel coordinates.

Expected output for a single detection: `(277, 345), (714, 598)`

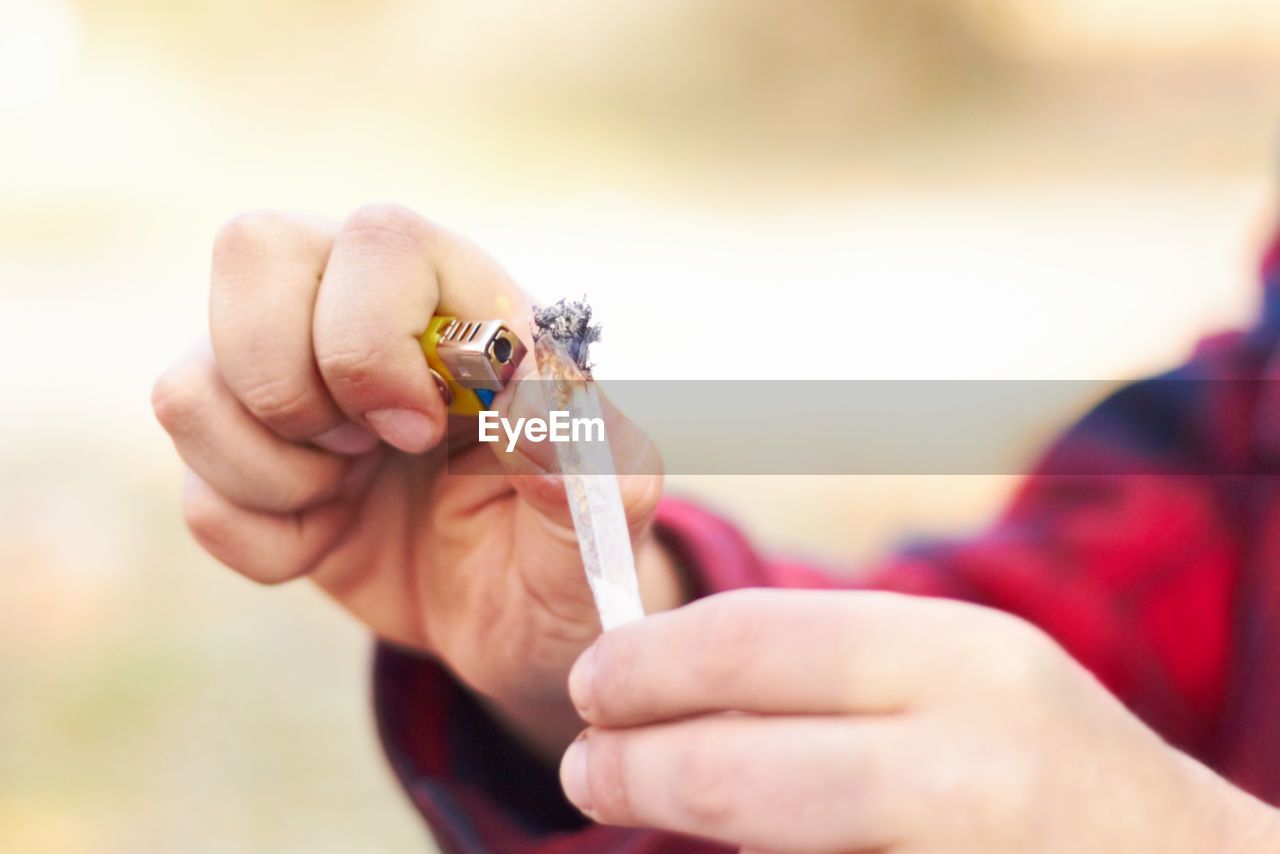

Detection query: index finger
(312, 204), (533, 452)
(568, 588), (1001, 726)
(209, 210), (363, 447)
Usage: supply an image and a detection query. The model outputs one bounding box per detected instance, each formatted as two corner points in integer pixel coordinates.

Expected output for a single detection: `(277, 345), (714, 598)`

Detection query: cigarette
(533, 300), (645, 631)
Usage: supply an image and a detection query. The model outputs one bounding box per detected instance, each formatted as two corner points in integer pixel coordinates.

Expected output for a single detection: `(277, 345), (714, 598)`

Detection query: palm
(307, 440), (604, 702)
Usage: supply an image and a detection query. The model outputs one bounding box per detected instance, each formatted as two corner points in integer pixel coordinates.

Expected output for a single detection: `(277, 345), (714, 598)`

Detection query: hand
(152, 205), (685, 756)
(560, 589), (1280, 853)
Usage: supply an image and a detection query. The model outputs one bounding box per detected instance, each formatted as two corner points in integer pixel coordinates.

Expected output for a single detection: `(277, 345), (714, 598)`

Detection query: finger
(569, 589), (998, 726)
(313, 203), (533, 453)
(467, 366), (666, 631)
(152, 344), (366, 513)
(209, 210), (376, 452)
(492, 368), (664, 531)
(560, 714), (907, 853)
(180, 471), (363, 585)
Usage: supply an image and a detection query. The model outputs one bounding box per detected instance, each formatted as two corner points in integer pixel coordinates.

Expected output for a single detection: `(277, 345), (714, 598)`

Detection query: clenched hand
(152, 205), (686, 758)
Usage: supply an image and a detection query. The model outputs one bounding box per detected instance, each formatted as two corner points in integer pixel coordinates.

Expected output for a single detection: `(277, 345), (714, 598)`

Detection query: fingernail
(314, 421), (380, 455)
(567, 644), (596, 719)
(366, 409), (436, 453)
(560, 735), (593, 814)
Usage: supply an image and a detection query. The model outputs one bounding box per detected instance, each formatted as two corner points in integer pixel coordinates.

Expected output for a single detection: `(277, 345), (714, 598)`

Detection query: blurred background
(2, 0), (1279, 851)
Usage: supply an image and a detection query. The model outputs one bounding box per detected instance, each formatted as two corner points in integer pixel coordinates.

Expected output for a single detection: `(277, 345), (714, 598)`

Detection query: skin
(156, 205), (1280, 851)
(562, 589), (1280, 853)
(151, 204), (687, 759)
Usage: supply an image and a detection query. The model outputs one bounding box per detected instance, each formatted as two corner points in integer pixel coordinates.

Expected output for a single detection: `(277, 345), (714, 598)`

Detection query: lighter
(420, 316), (527, 415)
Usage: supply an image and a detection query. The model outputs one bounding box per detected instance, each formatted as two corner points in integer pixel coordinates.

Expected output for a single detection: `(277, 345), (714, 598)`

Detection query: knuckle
(967, 609), (1063, 694)
(342, 203), (432, 248)
(685, 592), (766, 693)
(237, 375), (321, 433)
(315, 339), (396, 391)
(213, 209), (295, 260)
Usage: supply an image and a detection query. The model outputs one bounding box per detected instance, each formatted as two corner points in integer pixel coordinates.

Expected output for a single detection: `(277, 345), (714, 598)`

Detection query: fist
(152, 206), (683, 750)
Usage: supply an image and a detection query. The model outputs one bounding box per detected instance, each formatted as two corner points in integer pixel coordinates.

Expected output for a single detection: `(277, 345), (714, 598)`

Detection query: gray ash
(532, 297), (602, 373)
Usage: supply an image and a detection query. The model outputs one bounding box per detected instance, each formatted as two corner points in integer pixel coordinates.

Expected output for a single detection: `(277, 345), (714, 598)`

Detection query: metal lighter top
(420, 315), (527, 415)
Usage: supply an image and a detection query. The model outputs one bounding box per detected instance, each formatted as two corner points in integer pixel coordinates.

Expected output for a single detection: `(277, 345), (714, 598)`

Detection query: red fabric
(1262, 224), (1280, 281)
(374, 231), (1280, 853)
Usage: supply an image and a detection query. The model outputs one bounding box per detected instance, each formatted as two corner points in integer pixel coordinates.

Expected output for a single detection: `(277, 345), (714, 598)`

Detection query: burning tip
(532, 297), (602, 374)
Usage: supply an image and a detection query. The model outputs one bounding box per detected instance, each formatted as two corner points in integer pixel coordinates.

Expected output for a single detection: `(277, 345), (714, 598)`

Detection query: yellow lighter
(420, 316), (527, 415)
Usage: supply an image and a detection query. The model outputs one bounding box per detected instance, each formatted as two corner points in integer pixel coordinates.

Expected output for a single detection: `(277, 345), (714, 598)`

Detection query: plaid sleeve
(865, 246), (1280, 758)
(375, 236), (1280, 851)
(375, 453), (1248, 851)
(373, 383), (1258, 850)
(373, 377), (1260, 851)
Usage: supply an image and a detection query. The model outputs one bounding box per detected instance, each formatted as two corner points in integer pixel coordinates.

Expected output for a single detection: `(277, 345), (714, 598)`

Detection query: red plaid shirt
(374, 234), (1280, 853)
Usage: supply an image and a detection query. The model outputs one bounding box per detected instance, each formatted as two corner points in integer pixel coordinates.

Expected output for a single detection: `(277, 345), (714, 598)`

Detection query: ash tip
(532, 296), (602, 373)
